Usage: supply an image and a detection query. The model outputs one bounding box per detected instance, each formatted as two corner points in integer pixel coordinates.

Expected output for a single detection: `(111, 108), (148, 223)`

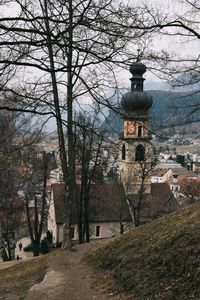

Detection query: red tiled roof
(152, 169), (169, 177)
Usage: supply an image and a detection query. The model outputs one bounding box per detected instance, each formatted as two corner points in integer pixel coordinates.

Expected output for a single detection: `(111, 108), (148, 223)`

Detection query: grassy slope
(0, 255), (47, 299)
(87, 203), (200, 300)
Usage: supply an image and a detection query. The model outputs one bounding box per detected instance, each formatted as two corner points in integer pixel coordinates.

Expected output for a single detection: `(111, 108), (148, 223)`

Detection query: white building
(47, 183), (132, 245)
(151, 169), (173, 183)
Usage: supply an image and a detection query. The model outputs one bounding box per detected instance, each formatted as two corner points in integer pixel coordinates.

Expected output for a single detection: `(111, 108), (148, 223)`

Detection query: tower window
(138, 125), (142, 137)
(122, 144), (126, 160)
(135, 144), (145, 161)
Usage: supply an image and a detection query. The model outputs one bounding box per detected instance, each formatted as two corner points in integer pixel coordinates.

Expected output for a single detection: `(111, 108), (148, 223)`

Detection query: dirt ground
(0, 241), (122, 300)
(27, 242), (121, 300)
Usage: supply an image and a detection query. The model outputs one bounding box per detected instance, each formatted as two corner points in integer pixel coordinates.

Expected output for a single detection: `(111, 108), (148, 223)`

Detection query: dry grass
(0, 254), (49, 300)
(87, 203), (200, 300)
(175, 144), (200, 153)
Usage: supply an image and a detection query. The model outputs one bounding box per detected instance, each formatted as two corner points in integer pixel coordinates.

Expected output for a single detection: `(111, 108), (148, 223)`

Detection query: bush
(46, 230), (53, 246)
(40, 238), (49, 254)
(56, 241), (62, 248)
(23, 243), (33, 252)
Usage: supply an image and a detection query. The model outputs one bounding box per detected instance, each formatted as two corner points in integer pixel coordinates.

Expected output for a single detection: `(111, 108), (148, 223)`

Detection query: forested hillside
(104, 90), (200, 136)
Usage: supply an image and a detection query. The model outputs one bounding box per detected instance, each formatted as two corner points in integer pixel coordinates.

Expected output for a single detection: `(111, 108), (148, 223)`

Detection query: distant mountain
(173, 72), (200, 92)
(144, 81), (170, 91)
(103, 89), (200, 136)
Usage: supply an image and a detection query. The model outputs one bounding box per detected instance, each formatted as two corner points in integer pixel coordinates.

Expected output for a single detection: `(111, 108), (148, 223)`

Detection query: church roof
(140, 183), (178, 222)
(51, 182), (131, 224)
(121, 91), (153, 113)
(51, 182), (178, 225)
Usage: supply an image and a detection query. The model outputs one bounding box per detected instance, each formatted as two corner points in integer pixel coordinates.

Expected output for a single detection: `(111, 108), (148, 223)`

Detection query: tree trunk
(84, 189), (90, 243)
(25, 153), (48, 257)
(63, 0), (76, 250)
(1, 248), (9, 262)
(41, 0), (72, 249)
(6, 239), (12, 261)
(33, 241), (40, 257)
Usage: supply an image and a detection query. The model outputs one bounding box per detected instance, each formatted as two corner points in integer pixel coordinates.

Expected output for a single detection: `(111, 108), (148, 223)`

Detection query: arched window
(122, 144), (126, 160)
(138, 125), (142, 137)
(135, 144), (145, 161)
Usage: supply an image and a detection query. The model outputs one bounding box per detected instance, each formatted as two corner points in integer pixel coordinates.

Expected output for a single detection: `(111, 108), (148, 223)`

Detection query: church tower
(119, 55), (153, 195)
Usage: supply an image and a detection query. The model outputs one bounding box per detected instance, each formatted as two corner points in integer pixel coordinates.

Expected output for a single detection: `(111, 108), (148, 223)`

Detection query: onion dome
(121, 54), (153, 115)
(121, 91), (153, 112)
(129, 61), (147, 77)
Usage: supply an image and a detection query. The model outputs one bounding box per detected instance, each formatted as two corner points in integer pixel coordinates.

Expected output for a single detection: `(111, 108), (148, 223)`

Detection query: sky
(2, 0), (199, 86)
(122, 0), (200, 85)
(1, 0), (199, 131)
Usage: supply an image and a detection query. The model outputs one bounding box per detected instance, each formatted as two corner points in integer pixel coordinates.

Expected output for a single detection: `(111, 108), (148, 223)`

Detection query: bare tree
(134, 1), (200, 92)
(119, 146), (155, 227)
(75, 111), (105, 243)
(180, 178), (200, 204)
(0, 110), (42, 259)
(23, 151), (49, 257)
(0, 0), (176, 248)
(0, 0), (150, 248)
(0, 111), (22, 261)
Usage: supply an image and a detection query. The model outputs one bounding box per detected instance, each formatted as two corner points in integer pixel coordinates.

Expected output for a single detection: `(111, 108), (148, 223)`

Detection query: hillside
(87, 203), (200, 300)
(104, 89), (200, 136)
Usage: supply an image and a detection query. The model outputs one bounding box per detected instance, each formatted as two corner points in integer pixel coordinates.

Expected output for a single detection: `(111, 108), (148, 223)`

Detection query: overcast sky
(1, 1), (199, 91)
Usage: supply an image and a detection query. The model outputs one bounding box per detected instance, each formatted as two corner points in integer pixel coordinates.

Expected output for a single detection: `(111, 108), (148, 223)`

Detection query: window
(71, 226), (75, 239)
(96, 225), (100, 237)
(138, 125), (142, 137)
(135, 144), (145, 161)
(122, 144), (126, 160)
(120, 224), (124, 234)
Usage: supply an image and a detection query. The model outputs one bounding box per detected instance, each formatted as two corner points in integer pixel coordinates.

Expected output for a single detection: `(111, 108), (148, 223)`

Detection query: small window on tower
(135, 144), (145, 161)
(138, 125), (142, 137)
(122, 144), (126, 160)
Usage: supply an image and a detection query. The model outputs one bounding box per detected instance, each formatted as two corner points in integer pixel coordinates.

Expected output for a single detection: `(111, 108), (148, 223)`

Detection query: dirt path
(26, 243), (120, 300)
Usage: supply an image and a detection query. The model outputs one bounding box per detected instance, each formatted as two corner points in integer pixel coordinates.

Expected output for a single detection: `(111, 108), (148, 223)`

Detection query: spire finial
(136, 49), (140, 62)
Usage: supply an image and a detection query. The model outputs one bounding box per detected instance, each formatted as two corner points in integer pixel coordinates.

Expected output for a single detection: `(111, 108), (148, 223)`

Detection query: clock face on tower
(124, 121), (136, 136)
(128, 122), (135, 134)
